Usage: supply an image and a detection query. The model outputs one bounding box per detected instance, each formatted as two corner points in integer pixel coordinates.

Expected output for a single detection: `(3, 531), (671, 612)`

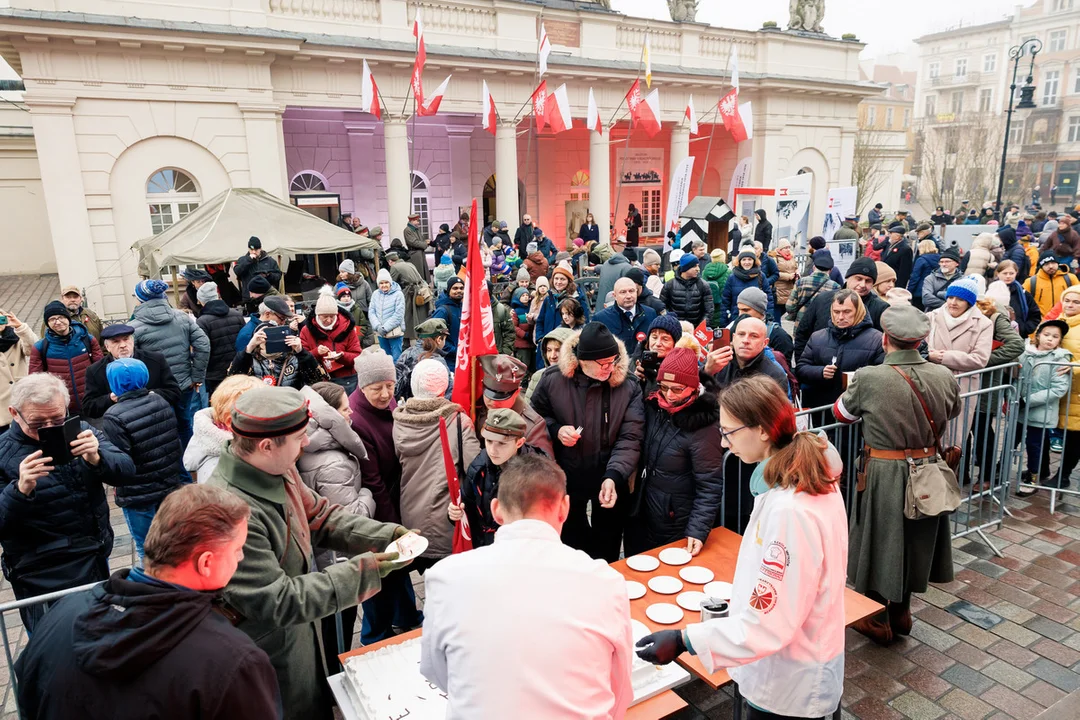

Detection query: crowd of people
(0, 198), (1077, 719)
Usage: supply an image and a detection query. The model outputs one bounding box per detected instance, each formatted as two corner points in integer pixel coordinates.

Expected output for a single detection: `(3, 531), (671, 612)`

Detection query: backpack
(1026, 271), (1075, 305)
(37, 332), (93, 361)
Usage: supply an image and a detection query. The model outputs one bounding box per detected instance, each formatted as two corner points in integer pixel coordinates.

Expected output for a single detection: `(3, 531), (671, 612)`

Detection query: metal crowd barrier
(1015, 360), (1080, 514)
(717, 364), (1022, 558)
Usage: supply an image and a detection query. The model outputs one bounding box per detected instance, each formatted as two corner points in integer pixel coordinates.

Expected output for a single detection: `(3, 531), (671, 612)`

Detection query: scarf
(732, 266), (761, 283)
(648, 388), (699, 414)
(0, 326), (18, 353)
(941, 304), (976, 330)
(1007, 280), (1028, 320)
(338, 299), (355, 312)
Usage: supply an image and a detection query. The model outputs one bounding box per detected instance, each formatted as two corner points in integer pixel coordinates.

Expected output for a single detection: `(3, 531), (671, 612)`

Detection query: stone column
(384, 117), (410, 248)
(446, 125), (475, 218)
(240, 103), (288, 198)
(589, 129), (611, 241)
(670, 122), (690, 180)
(495, 121), (519, 232)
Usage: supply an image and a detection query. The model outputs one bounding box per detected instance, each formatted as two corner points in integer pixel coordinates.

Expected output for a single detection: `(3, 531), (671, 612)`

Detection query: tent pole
(170, 267), (181, 308)
(277, 255), (285, 294)
(315, 255), (322, 282)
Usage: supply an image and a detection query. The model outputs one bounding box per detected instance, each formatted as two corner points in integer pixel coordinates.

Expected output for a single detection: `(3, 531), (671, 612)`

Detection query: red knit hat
(657, 347), (699, 388)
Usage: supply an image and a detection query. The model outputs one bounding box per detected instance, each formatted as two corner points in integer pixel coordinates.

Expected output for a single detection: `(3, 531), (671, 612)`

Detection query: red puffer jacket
(28, 326), (103, 414)
(298, 310), (361, 379)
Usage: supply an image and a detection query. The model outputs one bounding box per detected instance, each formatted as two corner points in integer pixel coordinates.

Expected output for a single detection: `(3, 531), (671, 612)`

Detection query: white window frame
(1044, 69), (1062, 106)
(867, 106), (876, 126)
(983, 54), (997, 73)
(638, 187), (663, 236)
(146, 168), (200, 235)
(289, 170), (328, 192)
(410, 172), (431, 240)
(955, 58), (968, 77)
(1009, 121), (1023, 145)
(979, 88), (993, 113)
(926, 95), (937, 117)
(1068, 116), (1080, 143)
(1053, 0), (1074, 11)
(951, 90), (964, 114)
(1050, 29), (1069, 53)
(1073, 66), (1080, 93)
(903, 108), (911, 128)
(886, 107), (894, 127)
(929, 62), (940, 79)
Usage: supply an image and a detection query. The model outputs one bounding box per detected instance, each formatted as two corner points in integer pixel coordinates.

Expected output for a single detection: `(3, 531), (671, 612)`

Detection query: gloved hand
(392, 525), (412, 540)
(373, 551), (405, 578)
(635, 630), (687, 665)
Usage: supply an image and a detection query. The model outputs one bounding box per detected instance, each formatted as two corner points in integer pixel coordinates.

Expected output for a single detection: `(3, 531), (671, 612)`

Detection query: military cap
(369, 225), (384, 237)
(100, 324), (135, 340)
(480, 354), (528, 399)
(881, 304), (930, 344)
(416, 318), (449, 338)
(408, 212), (421, 220)
(385, 251), (401, 262)
(231, 387), (310, 438)
(482, 408), (526, 438)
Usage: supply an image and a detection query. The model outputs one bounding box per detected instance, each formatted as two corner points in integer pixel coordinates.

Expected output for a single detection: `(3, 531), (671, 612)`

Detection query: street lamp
(995, 38), (1042, 218)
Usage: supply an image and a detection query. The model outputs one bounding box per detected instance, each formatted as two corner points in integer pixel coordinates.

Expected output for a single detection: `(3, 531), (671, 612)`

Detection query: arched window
(290, 171), (328, 192)
(570, 170), (590, 201)
(411, 172), (430, 239)
(146, 168), (201, 234)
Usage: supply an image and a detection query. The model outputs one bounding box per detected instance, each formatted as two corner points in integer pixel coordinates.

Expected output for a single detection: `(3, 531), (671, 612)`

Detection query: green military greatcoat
(208, 443), (402, 719)
(836, 348), (961, 603)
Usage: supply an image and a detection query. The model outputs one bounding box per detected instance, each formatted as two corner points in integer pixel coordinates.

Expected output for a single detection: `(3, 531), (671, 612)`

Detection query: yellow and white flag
(643, 34), (652, 88)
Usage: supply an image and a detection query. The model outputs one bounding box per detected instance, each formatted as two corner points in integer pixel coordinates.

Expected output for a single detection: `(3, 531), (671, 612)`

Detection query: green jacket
(703, 261), (731, 326)
(492, 300), (515, 355)
(208, 444), (402, 719)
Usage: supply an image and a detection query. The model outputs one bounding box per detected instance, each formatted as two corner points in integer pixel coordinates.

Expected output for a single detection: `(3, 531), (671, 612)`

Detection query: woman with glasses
(636, 375), (848, 720)
(625, 347), (723, 556)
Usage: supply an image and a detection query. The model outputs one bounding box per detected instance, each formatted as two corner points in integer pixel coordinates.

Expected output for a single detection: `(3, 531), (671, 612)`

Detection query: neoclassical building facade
(0, 0), (877, 318)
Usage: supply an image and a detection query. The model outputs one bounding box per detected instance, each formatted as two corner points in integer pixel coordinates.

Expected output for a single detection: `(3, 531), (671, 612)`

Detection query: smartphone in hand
(37, 416), (80, 465)
(263, 325), (290, 354)
(712, 328), (731, 351)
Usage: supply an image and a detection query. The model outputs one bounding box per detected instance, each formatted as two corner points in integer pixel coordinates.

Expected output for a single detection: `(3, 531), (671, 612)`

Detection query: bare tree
(916, 113), (1005, 212)
(851, 126), (893, 216)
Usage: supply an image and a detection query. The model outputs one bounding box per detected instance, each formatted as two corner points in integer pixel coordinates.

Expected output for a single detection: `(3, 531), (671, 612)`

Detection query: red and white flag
(418, 75), (451, 117)
(451, 197), (498, 415)
(538, 23), (552, 78)
(587, 87), (602, 135)
(531, 80), (549, 131)
(719, 88), (752, 142)
(685, 94), (698, 135)
(545, 84), (572, 134)
(411, 9), (426, 108)
(361, 60), (380, 119)
(626, 80), (662, 138)
(482, 80), (496, 136)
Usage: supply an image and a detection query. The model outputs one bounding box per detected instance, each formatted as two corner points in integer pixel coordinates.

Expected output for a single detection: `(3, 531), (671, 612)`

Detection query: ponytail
(763, 431), (837, 495)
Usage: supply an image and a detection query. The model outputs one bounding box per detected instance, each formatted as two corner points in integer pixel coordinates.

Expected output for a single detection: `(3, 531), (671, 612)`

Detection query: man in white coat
(420, 454), (633, 719)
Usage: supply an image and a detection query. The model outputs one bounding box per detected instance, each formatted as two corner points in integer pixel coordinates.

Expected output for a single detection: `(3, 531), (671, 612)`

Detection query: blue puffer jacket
(431, 293), (463, 359)
(907, 252), (939, 306)
(0, 420), (135, 573)
(795, 317), (885, 409)
(368, 281), (406, 336)
(102, 388), (186, 508)
(129, 299), (209, 390)
(234, 312), (261, 352)
(720, 267), (773, 326)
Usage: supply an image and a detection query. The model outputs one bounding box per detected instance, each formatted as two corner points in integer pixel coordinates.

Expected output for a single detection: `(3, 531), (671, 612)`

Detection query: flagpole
(612, 27), (648, 242)
(697, 103), (721, 195)
(523, 8), (543, 221)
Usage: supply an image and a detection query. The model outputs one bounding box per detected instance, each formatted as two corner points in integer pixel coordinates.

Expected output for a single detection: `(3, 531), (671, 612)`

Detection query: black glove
(635, 629), (687, 665)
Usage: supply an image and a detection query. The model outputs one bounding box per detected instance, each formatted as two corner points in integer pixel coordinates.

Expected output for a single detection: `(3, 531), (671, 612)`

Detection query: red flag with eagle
(625, 79), (661, 138)
(450, 197), (497, 414)
(531, 80), (549, 132)
(410, 9), (426, 108)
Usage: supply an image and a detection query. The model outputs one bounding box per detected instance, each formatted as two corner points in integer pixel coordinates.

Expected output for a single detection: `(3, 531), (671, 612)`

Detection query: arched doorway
(482, 174), (527, 225)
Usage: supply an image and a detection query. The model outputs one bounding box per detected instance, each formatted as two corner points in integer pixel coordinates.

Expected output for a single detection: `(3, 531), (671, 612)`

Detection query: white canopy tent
(134, 187), (381, 278)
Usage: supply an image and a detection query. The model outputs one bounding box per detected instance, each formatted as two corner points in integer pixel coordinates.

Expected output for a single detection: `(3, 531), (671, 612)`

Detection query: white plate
(647, 576), (684, 595)
(631, 619), (651, 642)
(703, 581), (733, 599)
(384, 532), (429, 563)
(679, 566), (715, 585)
(658, 547), (692, 566)
(625, 580), (646, 600)
(645, 603), (684, 625)
(626, 554), (661, 572)
(676, 591), (707, 612)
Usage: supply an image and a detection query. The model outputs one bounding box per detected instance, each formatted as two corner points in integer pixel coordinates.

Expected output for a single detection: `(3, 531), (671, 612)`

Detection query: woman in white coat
(926, 275), (993, 450)
(636, 376), (848, 720)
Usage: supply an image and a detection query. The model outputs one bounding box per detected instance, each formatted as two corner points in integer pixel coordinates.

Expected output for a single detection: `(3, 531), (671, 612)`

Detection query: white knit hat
(411, 358), (449, 399)
(196, 282), (219, 305)
(986, 280), (1011, 308)
(354, 347), (396, 389)
(377, 268), (393, 285)
(315, 286), (338, 315)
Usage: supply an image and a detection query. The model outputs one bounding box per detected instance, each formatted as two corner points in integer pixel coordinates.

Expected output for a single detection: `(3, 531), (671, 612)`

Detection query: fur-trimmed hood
(556, 330), (630, 387)
(392, 397), (464, 426)
(299, 386), (368, 461)
(645, 389), (719, 433)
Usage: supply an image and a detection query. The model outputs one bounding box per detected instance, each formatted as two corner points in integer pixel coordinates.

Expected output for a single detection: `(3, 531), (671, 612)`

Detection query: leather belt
(867, 446), (938, 460)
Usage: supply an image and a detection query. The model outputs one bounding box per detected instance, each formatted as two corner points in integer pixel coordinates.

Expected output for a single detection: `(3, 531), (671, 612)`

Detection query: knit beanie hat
(846, 256), (878, 281)
(573, 238), (585, 247)
(354, 347), (396, 389)
(411, 358), (449, 399)
(335, 282), (351, 298)
(1039, 250), (1061, 269)
(535, 276), (549, 293)
(885, 287), (912, 305)
(576, 322), (619, 361)
(516, 267), (531, 284)
(647, 313), (683, 343)
(737, 287), (768, 316)
(812, 250), (834, 271)
(197, 282), (220, 305)
(710, 248), (727, 262)
(679, 253), (699, 271)
(106, 357), (150, 397)
(643, 248), (662, 266)
(945, 276), (980, 307)
(527, 242), (539, 254)
(134, 279), (168, 302)
(441, 255), (454, 265)
(248, 236), (262, 250)
(339, 259), (355, 274)
(625, 267), (646, 288)
(657, 347), (700, 388)
(874, 262), (897, 288)
(941, 247), (962, 264)
(42, 301), (69, 323)
(376, 268), (393, 285)
(247, 275), (273, 295)
(445, 276), (464, 293)
(736, 249), (757, 265)
(969, 274), (987, 297)
(809, 236), (827, 250)
(552, 265), (575, 284)
(315, 288), (339, 316)
(986, 280), (1011, 308)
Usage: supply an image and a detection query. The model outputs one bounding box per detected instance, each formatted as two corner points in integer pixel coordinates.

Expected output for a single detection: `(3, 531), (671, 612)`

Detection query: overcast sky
(612, 0), (1025, 63)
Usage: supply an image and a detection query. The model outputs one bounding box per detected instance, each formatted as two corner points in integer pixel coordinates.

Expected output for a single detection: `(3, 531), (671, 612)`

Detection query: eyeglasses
(17, 410), (68, 432)
(591, 358), (616, 369)
(658, 383), (690, 396)
(719, 424), (748, 442)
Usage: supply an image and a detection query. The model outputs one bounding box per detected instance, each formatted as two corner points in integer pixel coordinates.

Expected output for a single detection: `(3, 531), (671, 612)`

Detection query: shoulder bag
(892, 366), (962, 520)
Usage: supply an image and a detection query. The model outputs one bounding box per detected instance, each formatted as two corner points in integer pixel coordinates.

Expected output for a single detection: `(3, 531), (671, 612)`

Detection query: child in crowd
(559, 297), (586, 330)
(511, 287), (535, 374)
(1017, 319), (1073, 496)
(102, 357), (186, 560)
(434, 255), (456, 291)
(524, 327), (573, 401)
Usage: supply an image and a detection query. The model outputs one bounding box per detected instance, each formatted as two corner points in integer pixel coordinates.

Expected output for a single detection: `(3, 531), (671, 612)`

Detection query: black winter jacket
(882, 239), (914, 288)
(15, 570), (281, 720)
(234, 251), (282, 300)
(197, 300), (247, 390)
(638, 391), (724, 547)
(795, 318), (886, 409)
(0, 421), (135, 585)
(660, 273), (713, 326)
(102, 388), (186, 508)
(754, 219), (773, 249)
(461, 445), (547, 548)
(82, 349), (181, 419)
(531, 332), (644, 492)
(794, 288), (888, 359)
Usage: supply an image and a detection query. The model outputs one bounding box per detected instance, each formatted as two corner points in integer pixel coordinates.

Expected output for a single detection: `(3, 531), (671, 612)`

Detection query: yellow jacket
(1058, 311), (1080, 431)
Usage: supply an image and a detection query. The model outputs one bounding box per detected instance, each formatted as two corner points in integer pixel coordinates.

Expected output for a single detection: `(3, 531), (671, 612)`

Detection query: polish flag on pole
(531, 80), (549, 131)
(685, 94), (698, 135)
(626, 80), (662, 138)
(361, 60), (381, 119)
(538, 23), (552, 78)
(450, 197), (497, 416)
(411, 9), (426, 107)
(545, 84), (572, 134)
(417, 75), (451, 117)
(587, 87), (603, 135)
(643, 33), (652, 88)
(482, 80), (496, 135)
(718, 88), (750, 142)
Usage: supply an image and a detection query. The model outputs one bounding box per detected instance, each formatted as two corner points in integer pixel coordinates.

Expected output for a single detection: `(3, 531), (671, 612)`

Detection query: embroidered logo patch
(636, 331), (646, 342)
(749, 580), (777, 614)
(760, 541), (789, 581)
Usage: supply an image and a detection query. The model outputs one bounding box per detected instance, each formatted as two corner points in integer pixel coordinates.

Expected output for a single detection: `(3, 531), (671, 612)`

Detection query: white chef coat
(684, 485), (848, 718)
(420, 519), (633, 720)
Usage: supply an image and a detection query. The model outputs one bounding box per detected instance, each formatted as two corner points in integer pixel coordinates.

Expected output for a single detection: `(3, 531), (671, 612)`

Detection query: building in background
(854, 63), (916, 213)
